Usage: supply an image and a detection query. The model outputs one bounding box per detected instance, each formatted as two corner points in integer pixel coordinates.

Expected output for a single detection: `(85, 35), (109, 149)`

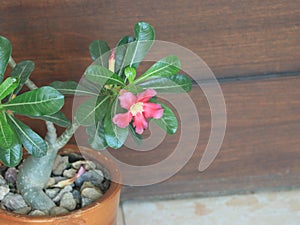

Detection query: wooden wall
(1, 0), (300, 200)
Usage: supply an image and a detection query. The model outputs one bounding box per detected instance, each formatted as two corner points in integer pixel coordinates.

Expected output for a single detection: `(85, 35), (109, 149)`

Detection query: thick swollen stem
(16, 123), (79, 211)
(16, 147), (58, 211)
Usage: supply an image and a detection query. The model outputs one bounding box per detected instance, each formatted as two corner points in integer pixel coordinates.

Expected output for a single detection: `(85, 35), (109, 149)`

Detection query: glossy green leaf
(122, 22), (155, 69)
(0, 142), (22, 167)
(134, 55), (181, 84)
(89, 40), (110, 67)
(115, 35), (135, 76)
(80, 78), (101, 93)
(0, 112), (15, 149)
(138, 74), (192, 93)
(50, 81), (98, 96)
(85, 65), (125, 86)
(31, 111), (71, 128)
(125, 67), (136, 83)
(0, 36), (12, 83)
(75, 96), (110, 126)
(87, 121), (107, 150)
(4, 86), (64, 117)
(8, 116), (47, 157)
(151, 100), (178, 134)
(129, 124), (143, 146)
(123, 84), (143, 95)
(0, 77), (19, 101)
(10, 60), (35, 94)
(104, 99), (128, 149)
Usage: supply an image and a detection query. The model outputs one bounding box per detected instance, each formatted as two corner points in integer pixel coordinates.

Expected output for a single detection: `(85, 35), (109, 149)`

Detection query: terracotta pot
(0, 144), (122, 225)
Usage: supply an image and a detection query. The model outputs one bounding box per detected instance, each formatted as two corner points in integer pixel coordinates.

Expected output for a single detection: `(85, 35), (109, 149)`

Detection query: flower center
(130, 102), (144, 116)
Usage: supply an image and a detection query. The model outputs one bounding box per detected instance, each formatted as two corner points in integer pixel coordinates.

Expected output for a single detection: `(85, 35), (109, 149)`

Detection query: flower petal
(133, 112), (148, 134)
(118, 92), (137, 110)
(143, 102), (164, 119)
(137, 89), (157, 103)
(112, 111), (132, 128)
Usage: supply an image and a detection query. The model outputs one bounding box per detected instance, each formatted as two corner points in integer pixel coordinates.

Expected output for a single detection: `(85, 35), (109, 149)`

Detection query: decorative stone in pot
(0, 145), (122, 225)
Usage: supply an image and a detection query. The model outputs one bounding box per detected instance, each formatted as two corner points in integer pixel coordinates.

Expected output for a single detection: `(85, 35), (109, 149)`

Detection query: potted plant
(0, 22), (192, 224)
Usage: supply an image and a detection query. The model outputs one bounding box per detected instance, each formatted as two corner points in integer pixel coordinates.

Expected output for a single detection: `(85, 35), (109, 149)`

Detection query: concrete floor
(117, 189), (300, 225)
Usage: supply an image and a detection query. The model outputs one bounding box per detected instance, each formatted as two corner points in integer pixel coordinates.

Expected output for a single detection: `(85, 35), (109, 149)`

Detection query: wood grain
(120, 75), (300, 199)
(1, 0), (300, 200)
(0, 0), (299, 85)
(18, 75), (300, 199)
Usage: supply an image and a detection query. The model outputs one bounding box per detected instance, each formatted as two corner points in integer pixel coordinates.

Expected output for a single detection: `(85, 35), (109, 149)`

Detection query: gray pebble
(75, 170), (104, 188)
(53, 176), (66, 183)
(60, 192), (76, 211)
(5, 168), (17, 184)
(46, 177), (56, 188)
(0, 185), (9, 200)
(2, 193), (28, 210)
(45, 188), (60, 199)
(81, 197), (93, 208)
(28, 210), (47, 216)
(0, 175), (6, 185)
(52, 156), (69, 176)
(72, 190), (81, 205)
(53, 185), (73, 203)
(49, 206), (69, 216)
(81, 187), (103, 201)
(63, 168), (77, 178)
(13, 206), (32, 215)
(72, 160), (96, 170)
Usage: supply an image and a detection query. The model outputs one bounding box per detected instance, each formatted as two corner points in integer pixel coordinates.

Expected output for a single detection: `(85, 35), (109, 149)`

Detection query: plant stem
(8, 56), (16, 68)
(53, 122), (80, 150)
(8, 56), (82, 211)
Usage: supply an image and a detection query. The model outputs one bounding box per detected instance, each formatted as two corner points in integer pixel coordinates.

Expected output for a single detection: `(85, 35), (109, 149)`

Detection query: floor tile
(117, 206), (125, 225)
(122, 190), (300, 225)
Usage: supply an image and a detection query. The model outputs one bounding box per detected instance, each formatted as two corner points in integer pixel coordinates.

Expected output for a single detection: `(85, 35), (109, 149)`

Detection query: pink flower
(112, 89), (164, 134)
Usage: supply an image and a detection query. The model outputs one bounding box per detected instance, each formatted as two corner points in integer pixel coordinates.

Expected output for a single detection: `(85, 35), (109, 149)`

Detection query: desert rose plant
(0, 22), (192, 212)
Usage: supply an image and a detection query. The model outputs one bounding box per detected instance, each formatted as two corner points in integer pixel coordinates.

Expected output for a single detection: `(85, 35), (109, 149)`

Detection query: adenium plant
(0, 22), (192, 212)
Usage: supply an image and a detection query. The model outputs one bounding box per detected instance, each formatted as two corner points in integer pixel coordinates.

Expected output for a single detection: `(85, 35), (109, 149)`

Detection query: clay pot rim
(0, 144), (122, 222)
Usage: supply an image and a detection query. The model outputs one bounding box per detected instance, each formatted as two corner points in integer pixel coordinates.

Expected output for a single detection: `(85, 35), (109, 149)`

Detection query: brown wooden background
(1, 0), (300, 200)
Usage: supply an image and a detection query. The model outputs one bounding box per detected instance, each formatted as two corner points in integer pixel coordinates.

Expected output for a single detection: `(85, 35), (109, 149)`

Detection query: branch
(53, 122), (80, 151)
(8, 56), (16, 68)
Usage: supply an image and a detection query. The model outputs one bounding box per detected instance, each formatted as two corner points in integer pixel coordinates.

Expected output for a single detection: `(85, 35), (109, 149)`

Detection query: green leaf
(80, 78), (101, 93)
(31, 111), (71, 128)
(0, 77), (19, 101)
(0, 36), (12, 83)
(4, 86), (64, 117)
(129, 124), (143, 146)
(50, 81), (98, 96)
(115, 35), (135, 76)
(123, 84), (143, 95)
(89, 40), (110, 67)
(87, 121), (107, 150)
(138, 74), (192, 93)
(151, 100), (178, 134)
(104, 98), (128, 149)
(84, 65), (125, 86)
(75, 96), (110, 126)
(8, 116), (47, 157)
(122, 22), (155, 69)
(0, 111), (15, 149)
(134, 55), (181, 84)
(10, 60), (35, 94)
(125, 67), (136, 83)
(0, 142), (22, 167)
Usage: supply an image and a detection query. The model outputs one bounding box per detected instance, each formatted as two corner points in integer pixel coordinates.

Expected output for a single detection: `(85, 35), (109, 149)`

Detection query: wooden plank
(0, 0), (299, 84)
(17, 75), (300, 199)
(117, 76), (300, 199)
